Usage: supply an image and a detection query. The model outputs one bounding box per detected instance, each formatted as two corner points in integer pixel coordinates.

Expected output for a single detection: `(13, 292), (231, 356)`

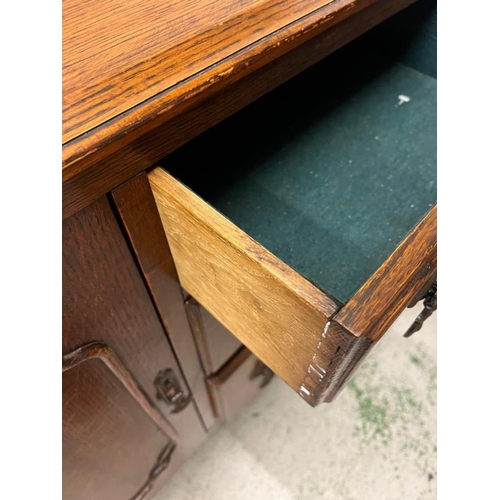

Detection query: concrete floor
(157, 307), (437, 500)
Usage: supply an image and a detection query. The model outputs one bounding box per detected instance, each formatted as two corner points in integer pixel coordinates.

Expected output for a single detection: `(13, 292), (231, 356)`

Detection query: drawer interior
(159, 4), (436, 305)
(150, 3), (437, 405)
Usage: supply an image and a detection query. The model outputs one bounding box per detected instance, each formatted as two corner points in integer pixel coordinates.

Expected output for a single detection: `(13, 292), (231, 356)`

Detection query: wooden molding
(63, 341), (179, 442)
(184, 297), (216, 377)
(208, 347), (253, 387)
(111, 173), (217, 431)
(130, 443), (176, 500)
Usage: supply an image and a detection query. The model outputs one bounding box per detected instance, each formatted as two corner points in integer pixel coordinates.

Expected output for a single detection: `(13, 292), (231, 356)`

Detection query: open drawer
(147, 18), (436, 407)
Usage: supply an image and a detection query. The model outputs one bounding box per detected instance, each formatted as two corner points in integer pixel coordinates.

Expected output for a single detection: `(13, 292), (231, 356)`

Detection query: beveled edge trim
(62, 0), (387, 173)
(63, 0), (345, 144)
(63, 341), (179, 442)
(63, 0), (417, 219)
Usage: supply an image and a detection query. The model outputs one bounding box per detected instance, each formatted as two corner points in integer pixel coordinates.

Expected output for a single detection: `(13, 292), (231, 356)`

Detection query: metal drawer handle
(404, 283), (437, 338)
(154, 368), (192, 413)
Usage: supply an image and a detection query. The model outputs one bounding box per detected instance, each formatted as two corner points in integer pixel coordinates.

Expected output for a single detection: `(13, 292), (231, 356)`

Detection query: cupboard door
(62, 197), (206, 497)
(63, 344), (176, 500)
(111, 174), (216, 430)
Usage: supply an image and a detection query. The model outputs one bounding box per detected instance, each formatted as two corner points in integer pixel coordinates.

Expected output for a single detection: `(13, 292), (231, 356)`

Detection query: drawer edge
(300, 207), (437, 405)
(149, 168), (339, 395)
(336, 205), (437, 341)
(149, 169), (436, 407)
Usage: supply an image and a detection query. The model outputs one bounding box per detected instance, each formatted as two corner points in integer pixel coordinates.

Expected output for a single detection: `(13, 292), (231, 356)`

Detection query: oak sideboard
(62, 0), (437, 498)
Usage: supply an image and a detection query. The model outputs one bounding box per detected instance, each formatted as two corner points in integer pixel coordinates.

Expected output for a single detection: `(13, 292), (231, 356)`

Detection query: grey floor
(157, 307), (437, 500)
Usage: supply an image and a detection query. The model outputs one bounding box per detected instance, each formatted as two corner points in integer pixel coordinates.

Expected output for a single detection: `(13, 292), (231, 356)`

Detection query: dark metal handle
(154, 368), (191, 413)
(404, 282), (437, 338)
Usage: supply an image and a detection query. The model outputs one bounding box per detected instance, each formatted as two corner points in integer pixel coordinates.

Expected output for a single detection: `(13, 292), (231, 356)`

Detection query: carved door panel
(62, 196), (207, 497)
(63, 344), (175, 500)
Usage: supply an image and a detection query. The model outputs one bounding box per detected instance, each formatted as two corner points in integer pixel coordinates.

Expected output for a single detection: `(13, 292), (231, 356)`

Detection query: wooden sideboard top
(64, 0), (334, 142)
(62, 0), (416, 218)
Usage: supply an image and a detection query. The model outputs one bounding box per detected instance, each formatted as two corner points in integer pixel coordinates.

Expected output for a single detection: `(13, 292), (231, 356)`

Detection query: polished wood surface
(63, 355), (173, 500)
(62, 4), (435, 493)
(62, 196), (207, 490)
(63, 0), (334, 143)
(149, 168), (340, 394)
(62, 0), (415, 218)
(111, 174), (215, 430)
(63, 341), (178, 441)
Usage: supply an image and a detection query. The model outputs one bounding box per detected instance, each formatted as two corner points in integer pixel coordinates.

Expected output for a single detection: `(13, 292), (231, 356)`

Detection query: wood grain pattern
(149, 169), (436, 406)
(63, 355), (173, 500)
(62, 196), (207, 483)
(63, 341), (179, 442)
(298, 320), (374, 405)
(111, 173), (215, 430)
(63, 0), (336, 143)
(62, 0), (415, 218)
(300, 206), (437, 405)
(149, 168), (339, 394)
(335, 205), (437, 341)
(407, 270), (437, 308)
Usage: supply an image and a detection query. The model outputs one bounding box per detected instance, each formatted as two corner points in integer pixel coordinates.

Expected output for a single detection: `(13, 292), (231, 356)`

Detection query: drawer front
(148, 169), (436, 406)
(185, 297), (242, 374)
(208, 347), (274, 423)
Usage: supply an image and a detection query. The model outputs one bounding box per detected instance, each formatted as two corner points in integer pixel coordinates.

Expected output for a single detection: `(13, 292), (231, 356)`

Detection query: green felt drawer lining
(161, 4), (436, 304)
